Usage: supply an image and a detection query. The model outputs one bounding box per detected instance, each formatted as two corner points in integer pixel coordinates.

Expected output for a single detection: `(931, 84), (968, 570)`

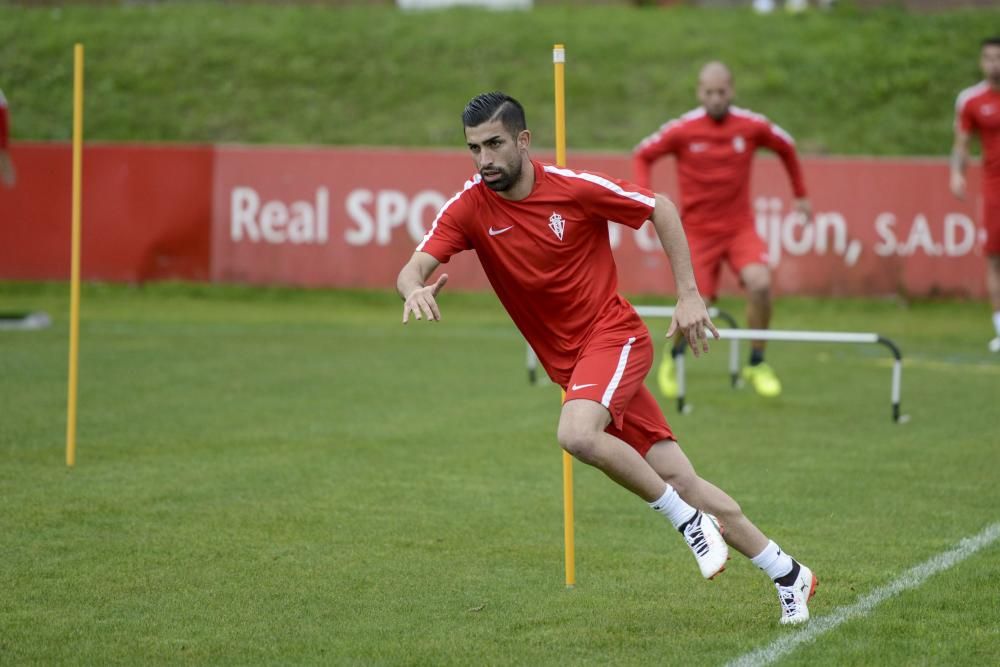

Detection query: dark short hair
(983, 36), (1000, 48)
(462, 92), (526, 136)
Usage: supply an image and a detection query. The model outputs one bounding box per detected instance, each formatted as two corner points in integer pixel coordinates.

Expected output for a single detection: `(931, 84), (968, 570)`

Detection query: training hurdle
(628, 309), (906, 424)
(703, 328), (907, 423)
(526, 308), (907, 423)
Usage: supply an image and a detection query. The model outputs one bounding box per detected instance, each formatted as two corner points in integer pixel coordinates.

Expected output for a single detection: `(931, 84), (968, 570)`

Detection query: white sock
(648, 485), (696, 530)
(751, 540), (794, 580)
(992, 311), (1000, 336)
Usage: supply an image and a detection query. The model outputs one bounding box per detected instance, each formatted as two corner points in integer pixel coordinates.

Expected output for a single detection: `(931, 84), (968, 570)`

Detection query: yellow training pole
(553, 44), (567, 168)
(66, 43), (84, 468)
(562, 389), (575, 589)
(554, 44), (575, 588)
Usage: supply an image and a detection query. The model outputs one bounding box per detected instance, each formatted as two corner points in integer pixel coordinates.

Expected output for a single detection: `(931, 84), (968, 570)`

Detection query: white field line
(727, 522), (1000, 667)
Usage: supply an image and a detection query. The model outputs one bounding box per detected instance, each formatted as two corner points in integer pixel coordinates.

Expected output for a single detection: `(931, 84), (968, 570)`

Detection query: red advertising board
(210, 145), (987, 298)
(211, 146), (488, 289)
(0, 142), (213, 282)
(0, 142), (987, 298)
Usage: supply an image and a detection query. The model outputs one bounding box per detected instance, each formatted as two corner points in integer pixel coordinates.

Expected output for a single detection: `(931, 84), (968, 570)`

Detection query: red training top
(956, 81), (1000, 190)
(633, 106), (806, 234)
(416, 160), (656, 384)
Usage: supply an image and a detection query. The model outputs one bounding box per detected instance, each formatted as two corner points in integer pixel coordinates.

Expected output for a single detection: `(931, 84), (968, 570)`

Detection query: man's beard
(707, 106), (729, 121)
(481, 161), (521, 192)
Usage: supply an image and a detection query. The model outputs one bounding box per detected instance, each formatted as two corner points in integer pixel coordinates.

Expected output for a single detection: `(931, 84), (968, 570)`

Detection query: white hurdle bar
(691, 328), (906, 423)
(525, 305), (741, 388)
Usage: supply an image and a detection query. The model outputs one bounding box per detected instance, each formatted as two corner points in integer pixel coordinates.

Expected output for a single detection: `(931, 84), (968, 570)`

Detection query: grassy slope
(1, 283), (998, 664)
(0, 3), (994, 155)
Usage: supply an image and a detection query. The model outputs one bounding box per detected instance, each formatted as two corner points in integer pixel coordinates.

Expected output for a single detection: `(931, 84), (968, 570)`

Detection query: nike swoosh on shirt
(571, 383), (598, 391)
(488, 225), (514, 236)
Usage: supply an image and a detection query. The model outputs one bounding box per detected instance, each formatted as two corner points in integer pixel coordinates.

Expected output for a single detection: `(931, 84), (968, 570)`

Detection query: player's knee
(743, 266), (771, 295)
(556, 423), (600, 462)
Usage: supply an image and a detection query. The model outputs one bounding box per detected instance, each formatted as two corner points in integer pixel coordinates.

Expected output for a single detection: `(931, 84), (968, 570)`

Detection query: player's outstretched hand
(402, 273), (449, 324)
(794, 197), (812, 222)
(950, 172), (966, 200)
(666, 294), (719, 358)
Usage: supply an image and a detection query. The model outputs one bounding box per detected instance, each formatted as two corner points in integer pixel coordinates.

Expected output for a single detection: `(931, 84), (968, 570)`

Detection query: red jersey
(633, 106), (806, 233)
(0, 89), (9, 150)
(956, 82), (1000, 187)
(416, 160), (656, 384)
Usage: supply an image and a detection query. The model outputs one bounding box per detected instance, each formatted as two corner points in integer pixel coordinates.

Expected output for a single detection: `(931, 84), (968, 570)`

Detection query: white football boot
(682, 511), (729, 580)
(776, 562), (818, 625)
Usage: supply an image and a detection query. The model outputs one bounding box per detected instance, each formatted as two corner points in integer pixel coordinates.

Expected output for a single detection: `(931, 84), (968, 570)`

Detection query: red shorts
(562, 332), (674, 457)
(983, 195), (1000, 255)
(686, 223), (769, 300)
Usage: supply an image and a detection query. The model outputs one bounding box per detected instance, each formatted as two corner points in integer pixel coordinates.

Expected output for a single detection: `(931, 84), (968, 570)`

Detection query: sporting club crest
(548, 212), (565, 241)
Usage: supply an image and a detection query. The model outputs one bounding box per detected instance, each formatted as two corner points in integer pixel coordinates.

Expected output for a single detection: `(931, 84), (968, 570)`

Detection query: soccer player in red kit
(951, 37), (1000, 353)
(633, 62), (812, 398)
(0, 88), (15, 188)
(397, 92), (816, 624)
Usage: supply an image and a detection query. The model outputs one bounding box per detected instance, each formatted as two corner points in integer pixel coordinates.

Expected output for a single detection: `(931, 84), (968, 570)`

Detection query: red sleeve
(632, 120), (682, 189)
(956, 94), (976, 134)
(575, 170), (656, 231)
(415, 181), (474, 263)
(757, 119), (807, 198)
(0, 97), (9, 150)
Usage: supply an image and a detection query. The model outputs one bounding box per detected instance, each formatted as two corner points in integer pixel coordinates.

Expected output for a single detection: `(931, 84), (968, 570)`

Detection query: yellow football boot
(656, 353), (679, 399)
(742, 362), (782, 397)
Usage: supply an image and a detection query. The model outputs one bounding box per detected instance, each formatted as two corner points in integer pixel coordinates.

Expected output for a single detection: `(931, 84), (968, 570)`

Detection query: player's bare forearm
(649, 194), (718, 355)
(397, 254), (430, 300)
(397, 252), (448, 323)
(650, 194), (699, 298)
(950, 132), (970, 198)
(950, 131), (969, 174)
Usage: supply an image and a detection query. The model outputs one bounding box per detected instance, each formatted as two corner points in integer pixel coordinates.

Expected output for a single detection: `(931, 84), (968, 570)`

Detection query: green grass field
(1, 281), (998, 665)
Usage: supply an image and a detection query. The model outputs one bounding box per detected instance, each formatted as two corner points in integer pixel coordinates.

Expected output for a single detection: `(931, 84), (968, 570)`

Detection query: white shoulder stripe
(956, 81), (988, 113)
(730, 106), (768, 123)
(683, 107), (706, 121)
(769, 122), (795, 145)
(731, 106), (795, 145)
(416, 174), (480, 252)
(543, 165), (655, 208)
(635, 107), (704, 151)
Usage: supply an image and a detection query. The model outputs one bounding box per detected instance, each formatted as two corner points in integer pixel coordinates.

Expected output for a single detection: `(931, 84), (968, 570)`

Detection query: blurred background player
(633, 61), (812, 398)
(951, 37), (1000, 353)
(0, 84), (44, 331)
(0, 88), (15, 188)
